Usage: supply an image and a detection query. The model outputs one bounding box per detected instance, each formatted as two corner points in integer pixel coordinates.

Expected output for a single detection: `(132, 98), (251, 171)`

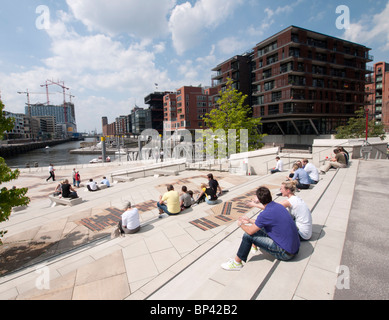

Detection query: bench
(153, 169), (179, 176)
(49, 196), (83, 207)
(113, 176), (135, 183)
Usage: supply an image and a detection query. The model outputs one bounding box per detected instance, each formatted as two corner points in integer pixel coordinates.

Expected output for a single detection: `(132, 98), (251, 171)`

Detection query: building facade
(366, 62), (389, 130)
(163, 86), (218, 134)
(27, 102), (77, 135)
(144, 92), (170, 134)
(211, 54), (252, 107)
(210, 26), (373, 136)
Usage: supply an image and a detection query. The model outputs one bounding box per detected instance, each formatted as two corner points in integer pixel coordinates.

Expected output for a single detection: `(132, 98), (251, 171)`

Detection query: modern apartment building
(144, 92), (171, 134)
(131, 107), (146, 135)
(211, 54), (252, 107)
(163, 86), (218, 134)
(366, 62), (389, 130)
(210, 25), (373, 135)
(27, 102), (77, 134)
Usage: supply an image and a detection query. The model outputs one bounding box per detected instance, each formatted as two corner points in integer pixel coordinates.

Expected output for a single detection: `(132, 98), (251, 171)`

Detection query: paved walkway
(0, 159), (387, 300)
(334, 160), (389, 300)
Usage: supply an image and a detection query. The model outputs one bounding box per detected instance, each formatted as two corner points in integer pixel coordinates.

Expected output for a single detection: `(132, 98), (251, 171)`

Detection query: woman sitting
(196, 183), (218, 205)
(61, 179), (79, 199)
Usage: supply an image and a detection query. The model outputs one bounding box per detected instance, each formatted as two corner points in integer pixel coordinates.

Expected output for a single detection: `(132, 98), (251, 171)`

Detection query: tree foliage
(335, 107), (386, 141)
(203, 79), (266, 154)
(0, 100), (30, 244)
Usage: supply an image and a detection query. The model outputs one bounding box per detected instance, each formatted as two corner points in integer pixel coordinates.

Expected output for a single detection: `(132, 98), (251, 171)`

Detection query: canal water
(3, 138), (105, 169)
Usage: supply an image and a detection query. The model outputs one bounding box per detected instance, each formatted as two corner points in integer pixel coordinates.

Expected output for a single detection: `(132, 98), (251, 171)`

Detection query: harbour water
(3, 138), (106, 169)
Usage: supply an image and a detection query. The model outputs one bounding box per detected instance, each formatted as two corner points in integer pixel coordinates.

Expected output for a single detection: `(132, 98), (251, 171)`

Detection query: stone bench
(49, 196), (83, 207)
(112, 176), (135, 183)
(153, 169), (179, 176)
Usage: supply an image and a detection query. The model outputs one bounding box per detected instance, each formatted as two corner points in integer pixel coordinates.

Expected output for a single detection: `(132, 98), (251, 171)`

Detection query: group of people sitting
(271, 156), (319, 188)
(157, 173), (223, 218)
(320, 147), (349, 174)
(52, 176), (111, 198)
(221, 181), (312, 271)
(53, 179), (79, 199)
(86, 177), (111, 192)
(270, 146), (349, 190)
(221, 147), (350, 271)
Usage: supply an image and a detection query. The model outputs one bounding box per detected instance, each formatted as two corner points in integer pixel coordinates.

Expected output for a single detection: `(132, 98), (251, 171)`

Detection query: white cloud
(0, 7), (175, 132)
(217, 36), (248, 55)
(169, 0), (243, 55)
(66, 0), (176, 38)
(343, 1), (389, 51)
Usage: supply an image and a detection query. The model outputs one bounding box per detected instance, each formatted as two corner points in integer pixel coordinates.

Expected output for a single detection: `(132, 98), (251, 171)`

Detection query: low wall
(312, 138), (387, 165)
(262, 134), (332, 148)
(110, 159), (187, 181)
(229, 147), (279, 176)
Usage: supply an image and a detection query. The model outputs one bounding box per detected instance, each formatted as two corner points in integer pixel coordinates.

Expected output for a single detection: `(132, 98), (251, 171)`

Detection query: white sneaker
(250, 246), (258, 254)
(221, 258), (243, 271)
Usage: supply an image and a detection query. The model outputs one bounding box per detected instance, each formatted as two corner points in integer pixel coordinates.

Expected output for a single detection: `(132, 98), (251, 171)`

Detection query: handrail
(362, 140), (389, 159)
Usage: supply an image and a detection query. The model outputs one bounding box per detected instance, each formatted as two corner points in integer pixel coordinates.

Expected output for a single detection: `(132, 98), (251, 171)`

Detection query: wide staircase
(2, 159), (387, 300)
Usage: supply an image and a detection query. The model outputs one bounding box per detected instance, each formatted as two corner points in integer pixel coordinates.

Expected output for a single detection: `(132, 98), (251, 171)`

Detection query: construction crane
(17, 90), (54, 117)
(59, 91), (75, 104)
(41, 80), (70, 123)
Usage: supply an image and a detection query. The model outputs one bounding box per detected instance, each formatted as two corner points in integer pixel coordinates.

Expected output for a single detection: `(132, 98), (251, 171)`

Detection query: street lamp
(365, 108), (369, 141)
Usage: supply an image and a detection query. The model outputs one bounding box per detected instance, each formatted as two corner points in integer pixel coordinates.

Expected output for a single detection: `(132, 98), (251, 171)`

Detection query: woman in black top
(61, 179), (78, 199)
(196, 183), (218, 205)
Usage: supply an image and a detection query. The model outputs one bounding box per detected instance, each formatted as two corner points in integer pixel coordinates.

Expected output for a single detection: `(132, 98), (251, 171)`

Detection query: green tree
(0, 100), (30, 244)
(335, 107), (386, 140)
(203, 79), (266, 154)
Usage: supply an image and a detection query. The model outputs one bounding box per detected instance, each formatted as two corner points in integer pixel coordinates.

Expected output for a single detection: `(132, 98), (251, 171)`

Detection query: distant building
(366, 62), (389, 130)
(131, 107), (146, 135)
(144, 92), (171, 134)
(163, 86), (218, 134)
(4, 111), (28, 140)
(211, 54), (252, 107)
(27, 102), (77, 136)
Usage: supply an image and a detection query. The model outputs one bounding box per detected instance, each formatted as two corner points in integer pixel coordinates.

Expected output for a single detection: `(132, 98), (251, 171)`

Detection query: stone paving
(0, 159), (387, 300)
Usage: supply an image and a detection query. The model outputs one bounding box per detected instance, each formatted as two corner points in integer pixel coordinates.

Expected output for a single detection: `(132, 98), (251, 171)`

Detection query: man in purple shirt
(221, 186), (300, 271)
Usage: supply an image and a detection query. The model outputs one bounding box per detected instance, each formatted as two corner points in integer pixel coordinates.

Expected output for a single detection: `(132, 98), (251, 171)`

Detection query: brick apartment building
(210, 25), (373, 136)
(163, 86), (218, 134)
(366, 62), (389, 130)
(211, 54), (252, 107)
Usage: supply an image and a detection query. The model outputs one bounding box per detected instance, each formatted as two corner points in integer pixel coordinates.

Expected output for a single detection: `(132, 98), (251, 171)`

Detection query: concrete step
(146, 168), (342, 300)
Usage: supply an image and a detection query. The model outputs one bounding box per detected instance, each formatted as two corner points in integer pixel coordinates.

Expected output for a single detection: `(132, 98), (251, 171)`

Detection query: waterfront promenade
(0, 158), (388, 300)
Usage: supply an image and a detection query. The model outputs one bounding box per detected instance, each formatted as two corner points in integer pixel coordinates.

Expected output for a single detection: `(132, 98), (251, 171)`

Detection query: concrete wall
(262, 135), (332, 148)
(312, 138), (387, 165)
(229, 147), (279, 176)
(110, 160), (187, 180)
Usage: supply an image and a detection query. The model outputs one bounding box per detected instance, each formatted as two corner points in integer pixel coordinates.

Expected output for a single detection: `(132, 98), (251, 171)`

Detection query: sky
(0, 0), (388, 133)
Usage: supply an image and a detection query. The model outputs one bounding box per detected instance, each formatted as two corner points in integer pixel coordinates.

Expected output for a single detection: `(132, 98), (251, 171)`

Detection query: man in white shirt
(302, 159), (319, 184)
(270, 157), (284, 174)
(87, 179), (100, 192)
(119, 202), (140, 234)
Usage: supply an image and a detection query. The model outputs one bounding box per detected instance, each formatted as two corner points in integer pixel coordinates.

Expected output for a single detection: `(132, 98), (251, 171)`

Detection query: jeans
(296, 182), (310, 189)
(308, 177), (318, 184)
(205, 198), (217, 205)
(157, 202), (180, 215)
(237, 230), (296, 262)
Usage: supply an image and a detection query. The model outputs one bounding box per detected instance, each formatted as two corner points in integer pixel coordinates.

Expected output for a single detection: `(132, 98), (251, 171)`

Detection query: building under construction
(26, 102), (77, 137)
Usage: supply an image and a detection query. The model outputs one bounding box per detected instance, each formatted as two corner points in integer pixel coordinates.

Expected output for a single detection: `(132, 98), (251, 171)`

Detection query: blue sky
(0, 0), (388, 133)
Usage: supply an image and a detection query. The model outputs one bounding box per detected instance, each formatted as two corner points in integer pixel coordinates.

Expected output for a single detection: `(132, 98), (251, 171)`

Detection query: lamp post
(365, 108), (369, 142)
